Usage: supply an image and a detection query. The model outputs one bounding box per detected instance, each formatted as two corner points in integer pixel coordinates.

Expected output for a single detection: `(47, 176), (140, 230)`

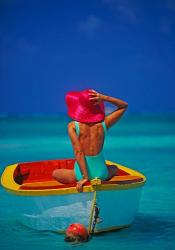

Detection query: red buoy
(65, 223), (88, 242)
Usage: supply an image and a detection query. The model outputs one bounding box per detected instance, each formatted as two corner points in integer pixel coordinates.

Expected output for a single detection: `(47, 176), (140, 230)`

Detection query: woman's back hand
(76, 179), (88, 192)
(88, 89), (103, 105)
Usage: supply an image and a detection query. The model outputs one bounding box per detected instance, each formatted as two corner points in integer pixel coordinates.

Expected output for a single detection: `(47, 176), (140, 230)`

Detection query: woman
(52, 89), (128, 192)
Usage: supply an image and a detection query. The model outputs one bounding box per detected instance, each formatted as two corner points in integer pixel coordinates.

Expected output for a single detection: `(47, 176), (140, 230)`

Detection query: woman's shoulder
(67, 121), (75, 130)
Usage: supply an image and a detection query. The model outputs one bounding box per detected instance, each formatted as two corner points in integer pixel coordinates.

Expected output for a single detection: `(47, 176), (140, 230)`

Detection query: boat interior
(13, 159), (144, 190)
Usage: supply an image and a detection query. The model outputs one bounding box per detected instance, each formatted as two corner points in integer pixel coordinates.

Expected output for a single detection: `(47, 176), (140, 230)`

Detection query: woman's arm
(89, 90), (128, 129)
(68, 122), (89, 192)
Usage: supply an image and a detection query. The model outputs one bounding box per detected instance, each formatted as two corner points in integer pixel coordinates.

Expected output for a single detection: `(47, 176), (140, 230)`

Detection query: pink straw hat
(65, 89), (105, 123)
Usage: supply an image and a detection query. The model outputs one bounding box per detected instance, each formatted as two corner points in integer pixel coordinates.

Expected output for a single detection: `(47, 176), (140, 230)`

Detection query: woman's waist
(84, 150), (105, 160)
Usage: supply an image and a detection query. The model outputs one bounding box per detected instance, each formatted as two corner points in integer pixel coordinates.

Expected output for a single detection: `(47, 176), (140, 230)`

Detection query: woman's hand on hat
(76, 178), (88, 192)
(88, 89), (102, 105)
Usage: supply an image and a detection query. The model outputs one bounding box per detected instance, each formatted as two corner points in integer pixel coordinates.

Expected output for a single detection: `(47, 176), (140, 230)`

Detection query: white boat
(1, 158), (146, 233)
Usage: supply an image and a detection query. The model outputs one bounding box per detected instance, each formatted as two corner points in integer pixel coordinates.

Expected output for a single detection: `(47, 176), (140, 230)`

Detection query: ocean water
(0, 113), (175, 250)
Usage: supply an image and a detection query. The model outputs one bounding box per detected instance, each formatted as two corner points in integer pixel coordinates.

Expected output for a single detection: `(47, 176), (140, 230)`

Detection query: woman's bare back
(74, 122), (105, 156)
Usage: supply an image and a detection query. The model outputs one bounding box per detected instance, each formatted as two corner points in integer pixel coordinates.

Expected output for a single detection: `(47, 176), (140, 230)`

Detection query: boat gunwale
(1, 160), (146, 196)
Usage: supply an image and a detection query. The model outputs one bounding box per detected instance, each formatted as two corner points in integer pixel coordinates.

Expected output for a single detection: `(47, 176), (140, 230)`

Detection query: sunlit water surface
(0, 114), (175, 250)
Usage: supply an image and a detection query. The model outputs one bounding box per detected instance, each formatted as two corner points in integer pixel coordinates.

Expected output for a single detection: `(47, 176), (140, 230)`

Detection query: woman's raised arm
(89, 90), (128, 129)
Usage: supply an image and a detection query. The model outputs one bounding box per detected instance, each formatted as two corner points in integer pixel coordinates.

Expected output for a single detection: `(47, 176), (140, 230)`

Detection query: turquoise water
(0, 114), (175, 250)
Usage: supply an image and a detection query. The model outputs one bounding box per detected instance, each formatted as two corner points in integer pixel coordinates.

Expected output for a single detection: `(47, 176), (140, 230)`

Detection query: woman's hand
(88, 89), (103, 105)
(76, 178), (88, 192)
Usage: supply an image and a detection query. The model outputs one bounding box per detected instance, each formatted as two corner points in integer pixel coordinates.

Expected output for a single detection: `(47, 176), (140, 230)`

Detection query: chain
(88, 202), (101, 240)
(88, 178), (102, 240)
(91, 203), (100, 236)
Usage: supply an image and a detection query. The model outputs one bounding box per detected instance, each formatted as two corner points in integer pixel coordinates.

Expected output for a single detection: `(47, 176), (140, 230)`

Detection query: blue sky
(0, 0), (175, 113)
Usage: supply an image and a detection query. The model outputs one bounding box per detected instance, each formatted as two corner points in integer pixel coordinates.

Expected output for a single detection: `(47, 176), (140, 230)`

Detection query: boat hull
(8, 185), (143, 232)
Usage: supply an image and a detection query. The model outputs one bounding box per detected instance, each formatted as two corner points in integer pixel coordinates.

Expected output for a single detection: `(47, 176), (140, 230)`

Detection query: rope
(88, 190), (97, 235)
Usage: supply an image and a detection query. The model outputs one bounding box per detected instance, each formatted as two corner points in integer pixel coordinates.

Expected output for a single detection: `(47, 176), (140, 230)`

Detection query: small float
(1, 159), (146, 233)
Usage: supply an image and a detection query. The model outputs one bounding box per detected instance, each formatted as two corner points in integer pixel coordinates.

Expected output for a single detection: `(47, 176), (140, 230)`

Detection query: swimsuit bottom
(74, 151), (108, 181)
